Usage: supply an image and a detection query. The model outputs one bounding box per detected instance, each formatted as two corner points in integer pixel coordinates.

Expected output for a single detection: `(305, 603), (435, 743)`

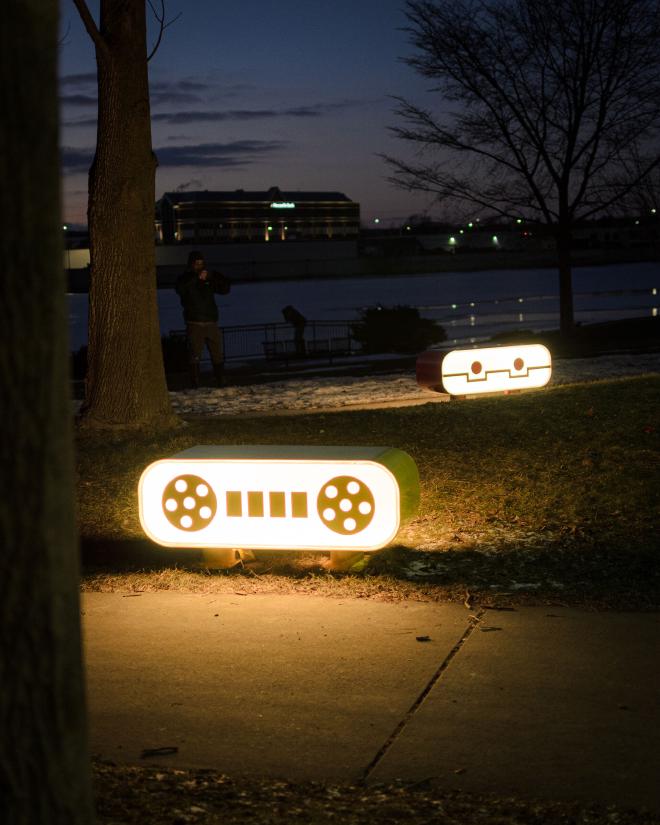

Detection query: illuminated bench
(417, 344), (552, 397)
(139, 445), (419, 553)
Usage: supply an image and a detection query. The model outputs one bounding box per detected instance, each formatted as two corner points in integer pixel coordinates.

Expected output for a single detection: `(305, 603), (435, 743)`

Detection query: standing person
(282, 304), (307, 357)
(176, 251), (231, 388)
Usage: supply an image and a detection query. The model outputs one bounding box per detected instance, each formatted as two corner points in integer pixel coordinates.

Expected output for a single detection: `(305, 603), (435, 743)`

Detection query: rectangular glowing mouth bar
(139, 446), (419, 552)
(441, 343), (552, 396)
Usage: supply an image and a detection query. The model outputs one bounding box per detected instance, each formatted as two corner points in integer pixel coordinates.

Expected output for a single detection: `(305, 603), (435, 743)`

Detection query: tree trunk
(555, 221), (575, 336)
(0, 2), (94, 822)
(79, 0), (175, 429)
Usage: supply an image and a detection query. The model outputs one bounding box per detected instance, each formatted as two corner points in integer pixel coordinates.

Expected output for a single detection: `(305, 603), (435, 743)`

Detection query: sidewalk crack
(361, 610), (484, 783)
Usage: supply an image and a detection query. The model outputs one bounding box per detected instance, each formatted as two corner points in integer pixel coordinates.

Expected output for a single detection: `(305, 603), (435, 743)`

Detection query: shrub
(351, 305), (446, 354)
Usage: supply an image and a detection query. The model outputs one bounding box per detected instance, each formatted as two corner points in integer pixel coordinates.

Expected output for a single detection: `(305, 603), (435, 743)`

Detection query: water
(67, 261), (659, 353)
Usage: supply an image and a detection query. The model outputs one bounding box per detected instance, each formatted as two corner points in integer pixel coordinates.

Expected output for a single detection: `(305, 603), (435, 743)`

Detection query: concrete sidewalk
(82, 593), (660, 811)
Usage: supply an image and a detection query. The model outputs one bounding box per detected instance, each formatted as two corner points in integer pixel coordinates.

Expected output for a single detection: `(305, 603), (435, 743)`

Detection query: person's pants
(293, 327), (306, 357)
(186, 322), (223, 365)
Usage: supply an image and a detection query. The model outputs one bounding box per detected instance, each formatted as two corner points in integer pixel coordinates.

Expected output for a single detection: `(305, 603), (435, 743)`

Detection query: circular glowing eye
(471, 361), (482, 374)
(316, 475), (375, 535)
(163, 474), (217, 532)
(514, 358), (524, 370)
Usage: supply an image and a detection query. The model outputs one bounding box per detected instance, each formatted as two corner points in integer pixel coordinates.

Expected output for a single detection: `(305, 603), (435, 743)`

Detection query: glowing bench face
(441, 344), (552, 396)
(139, 446), (419, 552)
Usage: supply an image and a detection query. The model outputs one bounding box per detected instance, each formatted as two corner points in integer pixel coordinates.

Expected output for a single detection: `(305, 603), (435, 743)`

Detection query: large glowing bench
(139, 446), (419, 552)
(417, 344), (551, 396)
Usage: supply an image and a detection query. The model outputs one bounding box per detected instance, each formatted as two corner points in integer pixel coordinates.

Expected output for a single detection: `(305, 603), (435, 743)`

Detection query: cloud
(151, 79), (211, 93)
(149, 78), (214, 107)
(60, 94), (97, 107)
(59, 78), (212, 111)
(62, 116), (99, 128)
(60, 75), (319, 117)
(59, 72), (97, 88)
(61, 140), (286, 172)
(151, 100), (361, 124)
(58, 71), (95, 111)
(150, 90), (204, 106)
(61, 147), (93, 172)
(156, 140), (287, 167)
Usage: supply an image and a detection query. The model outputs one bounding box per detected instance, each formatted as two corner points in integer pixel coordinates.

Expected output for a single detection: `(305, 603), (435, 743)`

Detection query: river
(67, 260), (658, 354)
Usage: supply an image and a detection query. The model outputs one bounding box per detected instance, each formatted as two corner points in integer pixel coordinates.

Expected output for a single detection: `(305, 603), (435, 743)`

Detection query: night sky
(59, 0), (440, 227)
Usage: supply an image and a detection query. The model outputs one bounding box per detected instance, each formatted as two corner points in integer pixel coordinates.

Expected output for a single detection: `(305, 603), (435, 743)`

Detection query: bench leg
(328, 550), (365, 571)
(199, 548), (242, 569)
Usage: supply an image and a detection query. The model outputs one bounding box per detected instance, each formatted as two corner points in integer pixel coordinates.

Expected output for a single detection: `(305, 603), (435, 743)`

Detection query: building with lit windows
(156, 187), (360, 244)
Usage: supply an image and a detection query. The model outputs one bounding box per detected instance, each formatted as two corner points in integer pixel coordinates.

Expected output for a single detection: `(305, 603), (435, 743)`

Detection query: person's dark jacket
(175, 269), (231, 323)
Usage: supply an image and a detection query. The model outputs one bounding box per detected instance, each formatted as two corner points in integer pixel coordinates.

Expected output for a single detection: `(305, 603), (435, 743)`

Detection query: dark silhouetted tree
(386, 0), (660, 333)
(73, 0), (177, 428)
(618, 145), (660, 215)
(0, 1), (93, 821)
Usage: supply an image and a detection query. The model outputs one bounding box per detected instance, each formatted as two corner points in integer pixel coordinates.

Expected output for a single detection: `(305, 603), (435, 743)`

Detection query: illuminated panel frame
(441, 344), (552, 396)
(139, 446), (419, 552)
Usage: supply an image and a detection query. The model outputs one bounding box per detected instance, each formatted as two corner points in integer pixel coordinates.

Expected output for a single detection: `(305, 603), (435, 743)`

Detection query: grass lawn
(78, 374), (660, 608)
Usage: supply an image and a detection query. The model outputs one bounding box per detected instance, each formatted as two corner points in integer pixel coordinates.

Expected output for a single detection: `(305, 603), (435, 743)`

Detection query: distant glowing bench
(417, 344), (552, 396)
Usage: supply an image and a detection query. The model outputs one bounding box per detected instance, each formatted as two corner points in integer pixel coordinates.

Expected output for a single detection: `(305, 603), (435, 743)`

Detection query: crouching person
(175, 251), (231, 388)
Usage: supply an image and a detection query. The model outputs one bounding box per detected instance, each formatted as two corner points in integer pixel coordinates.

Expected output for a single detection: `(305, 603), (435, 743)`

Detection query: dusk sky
(58, 0), (443, 227)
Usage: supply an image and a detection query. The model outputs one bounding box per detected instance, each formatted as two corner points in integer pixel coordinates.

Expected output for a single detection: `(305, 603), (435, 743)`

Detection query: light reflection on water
(67, 261), (658, 353)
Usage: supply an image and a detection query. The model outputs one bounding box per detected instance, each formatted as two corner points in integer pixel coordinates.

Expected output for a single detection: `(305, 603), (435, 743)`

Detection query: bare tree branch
(147, 0), (182, 61)
(71, 0), (109, 58)
(58, 20), (71, 48)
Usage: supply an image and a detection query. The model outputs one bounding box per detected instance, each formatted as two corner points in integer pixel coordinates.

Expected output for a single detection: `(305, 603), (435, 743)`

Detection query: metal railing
(170, 319), (361, 366)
